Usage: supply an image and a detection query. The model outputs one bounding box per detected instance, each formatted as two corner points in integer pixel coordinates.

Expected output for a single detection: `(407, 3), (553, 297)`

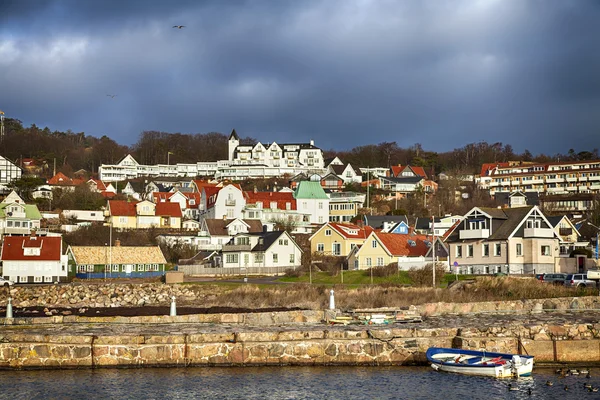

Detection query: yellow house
(347, 232), (432, 270)
(106, 200), (182, 229)
(309, 222), (373, 256)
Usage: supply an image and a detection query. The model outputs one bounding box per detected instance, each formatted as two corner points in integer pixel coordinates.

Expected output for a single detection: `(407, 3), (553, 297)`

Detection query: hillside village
(1, 130), (599, 284)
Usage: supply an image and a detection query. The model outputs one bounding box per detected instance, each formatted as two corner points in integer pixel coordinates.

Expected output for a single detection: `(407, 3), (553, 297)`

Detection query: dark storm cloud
(1, 0), (599, 154)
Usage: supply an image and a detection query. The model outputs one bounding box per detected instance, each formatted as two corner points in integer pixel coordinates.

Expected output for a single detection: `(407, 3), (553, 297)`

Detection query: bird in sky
(173, 25), (185, 29)
(106, 94), (117, 99)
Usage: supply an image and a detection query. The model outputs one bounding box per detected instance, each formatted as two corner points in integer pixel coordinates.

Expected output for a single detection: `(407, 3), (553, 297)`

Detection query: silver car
(564, 274), (597, 289)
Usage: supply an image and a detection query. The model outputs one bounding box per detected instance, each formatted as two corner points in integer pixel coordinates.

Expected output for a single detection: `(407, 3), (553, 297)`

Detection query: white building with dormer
(99, 130), (326, 182)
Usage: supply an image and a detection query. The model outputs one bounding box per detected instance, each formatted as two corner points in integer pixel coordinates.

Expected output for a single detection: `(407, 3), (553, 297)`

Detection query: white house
(0, 155), (22, 193)
(293, 181), (330, 224)
(1, 234), (68, 283)
(201, 184), (246, 220)
(221, 230), (302, 271)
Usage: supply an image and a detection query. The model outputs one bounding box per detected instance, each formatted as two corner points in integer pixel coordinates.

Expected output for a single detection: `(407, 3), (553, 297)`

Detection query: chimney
(115, 239), (121, 247)
(223, 214), (227, 221)
(310, 139), (314, 146)
(253, 186), (257, 193)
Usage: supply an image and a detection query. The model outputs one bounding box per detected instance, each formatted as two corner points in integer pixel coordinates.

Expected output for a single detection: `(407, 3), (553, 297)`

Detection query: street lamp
(167, 151), (174, 165)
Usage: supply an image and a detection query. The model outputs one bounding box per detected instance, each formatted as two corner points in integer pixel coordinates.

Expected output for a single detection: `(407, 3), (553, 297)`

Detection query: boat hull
(426, 347), (534, 378)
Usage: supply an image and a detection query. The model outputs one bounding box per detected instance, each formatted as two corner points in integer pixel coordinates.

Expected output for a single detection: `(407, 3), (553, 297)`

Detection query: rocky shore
(1, 290), (600, 369)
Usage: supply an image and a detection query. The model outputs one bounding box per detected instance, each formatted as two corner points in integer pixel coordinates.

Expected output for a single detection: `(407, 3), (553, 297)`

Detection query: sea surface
(0, 366), (595, 400)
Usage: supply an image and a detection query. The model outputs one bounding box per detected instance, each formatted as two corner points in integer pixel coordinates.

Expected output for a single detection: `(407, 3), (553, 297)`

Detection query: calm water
(0, 366), (594, 400)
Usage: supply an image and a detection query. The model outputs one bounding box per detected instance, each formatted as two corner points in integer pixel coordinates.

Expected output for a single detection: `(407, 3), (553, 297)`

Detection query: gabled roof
(204, 219), (264, 236)
(88, 178), (107, 191)
(373, 232), (431, 257)
(0, 202), (42, 219)
(363, 215), (408, 229)
(1, 235), (62, 261)
(192, 179), (218, 193)
(155, 202), (182, 218)
(328, 222), (374, 239)
(229, 129), (239, 140)
(108, 200), (137, 216)
(68, 245), (167, 265)
(47, 172), (84, 186)
(244, 191), (296, 210)
(251, 231), (286, 252)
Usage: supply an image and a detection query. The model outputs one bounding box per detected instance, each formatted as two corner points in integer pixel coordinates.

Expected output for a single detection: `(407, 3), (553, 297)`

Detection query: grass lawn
(277, 271), (478, 286)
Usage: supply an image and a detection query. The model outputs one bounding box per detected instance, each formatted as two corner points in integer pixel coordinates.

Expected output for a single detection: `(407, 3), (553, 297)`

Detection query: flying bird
(173, 25), (185, 29)
(106, 94), (117, 99)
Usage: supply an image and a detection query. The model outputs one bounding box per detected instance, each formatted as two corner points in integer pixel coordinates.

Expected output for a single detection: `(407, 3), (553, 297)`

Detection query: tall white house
(293, 181), (330, 224)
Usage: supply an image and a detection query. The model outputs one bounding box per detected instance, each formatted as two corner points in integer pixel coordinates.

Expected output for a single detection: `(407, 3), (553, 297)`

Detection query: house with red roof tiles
(347, 231), (447, 271)
(309, 222), (374, 256)
(152, 190), (201, 220)
(1, 234), (67, 283)
(200, 184), (245, 220)
(106, 199), (182, 229)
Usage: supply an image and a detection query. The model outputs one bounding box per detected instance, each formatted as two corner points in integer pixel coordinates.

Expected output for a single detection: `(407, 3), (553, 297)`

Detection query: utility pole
(0, 110), (5, 142)
(432, 216), (436, 288)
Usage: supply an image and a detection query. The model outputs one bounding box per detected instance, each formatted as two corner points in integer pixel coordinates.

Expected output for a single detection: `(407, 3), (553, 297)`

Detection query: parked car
(0, 277), (14, 287)
(564, 274), (597, 289)
(540, 273), (567, 285)
(535, 274), (544, 281)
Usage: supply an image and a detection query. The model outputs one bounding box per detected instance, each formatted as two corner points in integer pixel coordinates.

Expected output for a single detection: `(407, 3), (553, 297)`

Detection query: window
(325, 229), (332, 236)
(541, 245), (550, 256)
(482, 244), (489, 257)
(366, 257), (372, 267)
(254, 253), (264, 263)
(317, 243), (324, 252)
(119, 217), (128, 223)
(456, 245), (462, 258)
(87, 265), (94, 272)
(467, 245), (474, 257)
(44, 276), (52, 282)
(273, 254), (278, 264)
(372, 240), (377, 248)
(243, 254), (249, 265)
(290, 254), (295, 264)
(494, 243), (501, 256)
(34, 276), (43, 283)
(516, 243), (522, 256)
(138, 264), (144, 272)
(332, 243), (341, 256)
(318, 202), (323, 210)
(78, 265), (87, 273)
(270, 201), (277, 210)
(318, 216), (324, 223)
(112, 264), (119, 272)
(377, 257), (384, 266)
(485, 266), (490, 274)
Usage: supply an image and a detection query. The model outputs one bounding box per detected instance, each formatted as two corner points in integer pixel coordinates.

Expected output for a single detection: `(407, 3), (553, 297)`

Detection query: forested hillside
(1, 118), (598, 178)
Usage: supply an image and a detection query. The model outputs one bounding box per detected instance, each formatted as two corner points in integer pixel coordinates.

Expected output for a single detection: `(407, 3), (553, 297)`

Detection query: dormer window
(270, 201), (277, 210)
(468, 219), (487, 230)
(526, 219), (541, 229)
(189, 199), (195, 205)
(24, 247), (41, 256)
(256, 201), (263, 209)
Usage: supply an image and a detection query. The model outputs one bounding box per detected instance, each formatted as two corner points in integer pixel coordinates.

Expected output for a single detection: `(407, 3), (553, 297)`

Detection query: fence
(178, 265), (292, 276)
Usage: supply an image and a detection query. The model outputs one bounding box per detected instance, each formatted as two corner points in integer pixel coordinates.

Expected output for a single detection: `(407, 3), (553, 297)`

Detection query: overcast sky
(1, 0), (599, 154)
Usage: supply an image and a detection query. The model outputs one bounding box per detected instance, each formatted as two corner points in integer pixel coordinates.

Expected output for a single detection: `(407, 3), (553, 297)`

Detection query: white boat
(426, 347), (534, 378)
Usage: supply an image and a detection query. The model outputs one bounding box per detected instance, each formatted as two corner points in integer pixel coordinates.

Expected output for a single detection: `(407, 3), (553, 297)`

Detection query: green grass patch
(278, 270), (413, 285)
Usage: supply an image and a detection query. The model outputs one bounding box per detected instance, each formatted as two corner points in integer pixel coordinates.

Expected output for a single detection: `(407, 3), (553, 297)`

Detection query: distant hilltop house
(98, 129), (327, 181)
(0, 155), (22, 194)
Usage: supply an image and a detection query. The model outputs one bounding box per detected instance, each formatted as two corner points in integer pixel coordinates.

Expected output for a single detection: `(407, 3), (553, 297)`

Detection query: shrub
(370, 263), (398, 277)
(407, 263), (447, 287)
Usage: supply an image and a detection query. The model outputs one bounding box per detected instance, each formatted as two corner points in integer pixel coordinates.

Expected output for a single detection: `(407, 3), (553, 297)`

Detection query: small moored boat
(426, 347), (534, 378)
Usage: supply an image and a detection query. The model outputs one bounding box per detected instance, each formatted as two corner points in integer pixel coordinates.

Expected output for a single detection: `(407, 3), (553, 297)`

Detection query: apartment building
(479, 159), (600, 196)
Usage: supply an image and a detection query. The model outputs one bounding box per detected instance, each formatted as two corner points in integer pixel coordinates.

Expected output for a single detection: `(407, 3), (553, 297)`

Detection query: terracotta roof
(192, 180), (218, 192)
(69, 245), (167, 265)
(108, 200), (136, 216)
(375, 232), (431, 257)
(480, 162), (510, 177)
(88, 179), (107, 191)
(391, 165), (427, 178)
(244, 191), (296, 210)
(1, 235), (62, 261)
(204, 219), (264, 235)
(48, 172), (75, 185)
(185, 192), (201, 209)
(100, 191), (116, 199)
(204, 186), (222, 209)
(155, 202), (182, 217)
(328, 222), (373, 239)
(390, 165), (403, 177)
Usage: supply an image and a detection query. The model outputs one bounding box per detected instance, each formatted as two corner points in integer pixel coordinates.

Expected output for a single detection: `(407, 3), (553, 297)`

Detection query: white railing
(178, 265), (293, 276)
(459, 229), (490, 240)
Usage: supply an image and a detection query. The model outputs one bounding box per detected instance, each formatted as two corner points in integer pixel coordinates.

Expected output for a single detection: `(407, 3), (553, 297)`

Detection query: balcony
(546, 177), (563, 183)
(222, 244), (252, 251)
(511, 180), (521, 185)
(524, 227), (554, 238)
(459, 229), (490, 240)
(489, 181), (499, 187)
(559, 227), (573, 236)
(566, 176), (578, 182)
(225, 199), (236, 206)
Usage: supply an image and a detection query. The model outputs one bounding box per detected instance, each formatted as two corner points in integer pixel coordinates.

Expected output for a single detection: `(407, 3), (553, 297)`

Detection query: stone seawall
(2, 309), (600, 369)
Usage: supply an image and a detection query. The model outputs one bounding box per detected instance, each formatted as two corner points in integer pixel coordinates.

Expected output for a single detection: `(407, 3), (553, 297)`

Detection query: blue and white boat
(426, 347), (534, 378)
